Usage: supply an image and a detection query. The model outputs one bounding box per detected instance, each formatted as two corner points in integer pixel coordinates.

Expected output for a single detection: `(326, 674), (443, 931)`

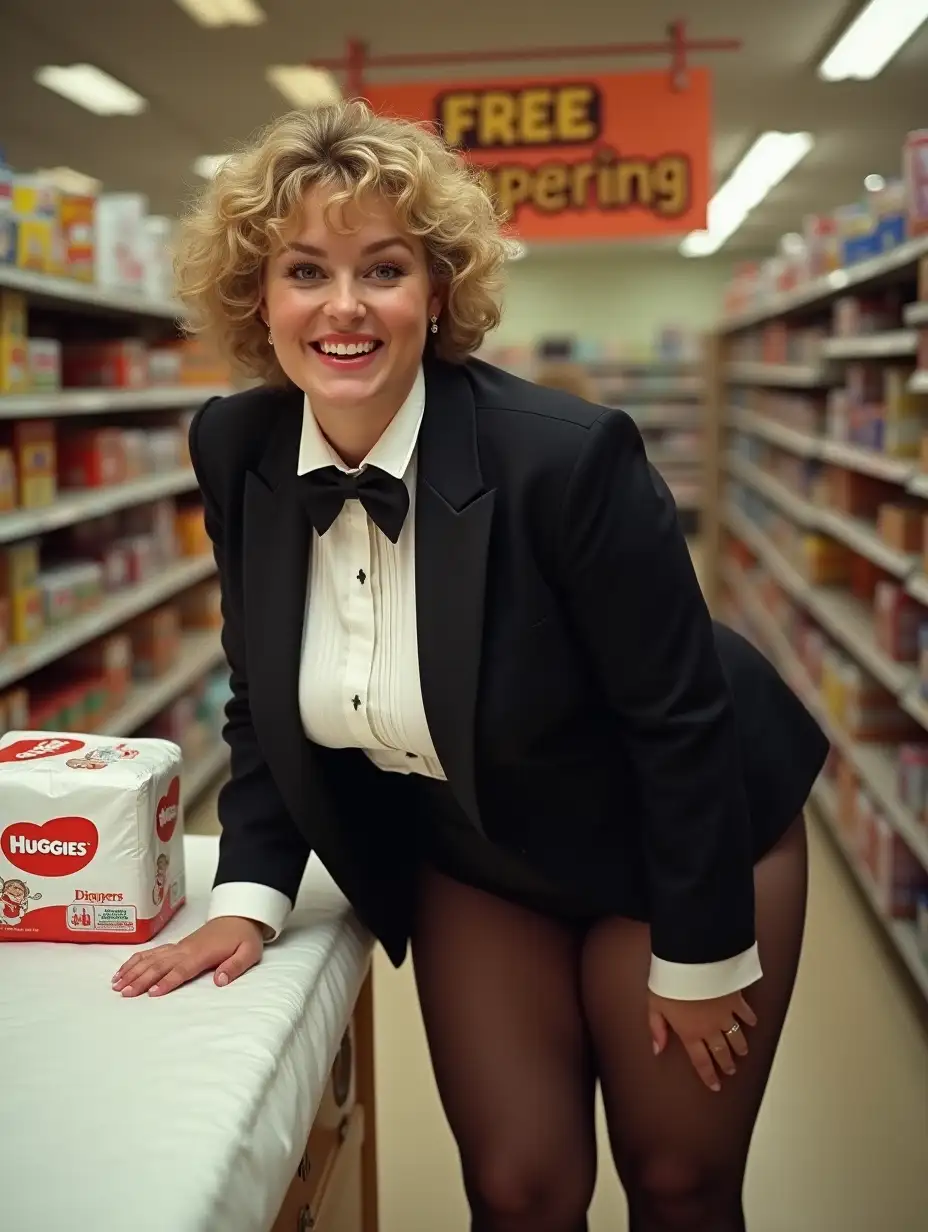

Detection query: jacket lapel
(416, 356), (495, 832)
(243, 396), (313, 819)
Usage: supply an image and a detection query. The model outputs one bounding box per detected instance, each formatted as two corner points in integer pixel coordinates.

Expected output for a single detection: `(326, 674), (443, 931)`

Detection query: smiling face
(263, 188), (441, 431)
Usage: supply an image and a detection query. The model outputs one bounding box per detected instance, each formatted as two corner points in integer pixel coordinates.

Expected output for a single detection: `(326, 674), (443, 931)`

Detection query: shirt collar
(297, 364), (426, 479)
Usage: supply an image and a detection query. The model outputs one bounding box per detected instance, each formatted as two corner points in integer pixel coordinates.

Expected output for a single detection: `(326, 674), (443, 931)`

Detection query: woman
(113, 101), (828, 1232)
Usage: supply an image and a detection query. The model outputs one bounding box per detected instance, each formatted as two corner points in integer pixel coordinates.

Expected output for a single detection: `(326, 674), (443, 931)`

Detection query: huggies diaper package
(0, 731), (185, 942)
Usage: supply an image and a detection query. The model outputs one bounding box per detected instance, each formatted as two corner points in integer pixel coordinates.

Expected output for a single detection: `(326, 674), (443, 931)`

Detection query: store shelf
(0, 386), (228, 420)
(0, 469), (199, 545)
(0, 554), (216, 691)
(726, 361), (835, 388)
(811, 778), (928, 1002)
(821, 331), (919, 360)
(725, 452), (818, 527)
(183, 741), (230, 808)
(728, 408), (822, 458)
(819, 439), (914, 484)
(0, 264), (181, 320)
(721, 236), (928, 332)
(910, 371), (928, 395)
(611, 380), (703, 400)
(816, 510), (919, 579)
(99, 631), (224, 737)
(903, 301), (928, 328)
(906, 474), (928, 499)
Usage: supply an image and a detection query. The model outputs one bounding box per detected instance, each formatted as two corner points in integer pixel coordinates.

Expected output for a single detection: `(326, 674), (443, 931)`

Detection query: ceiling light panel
(34, 65), (147, 116)
(266, 66), (342, 108)
(819, 0), (928, 82)
(175, 0), (265, 26)
(680, 131), (814, 257)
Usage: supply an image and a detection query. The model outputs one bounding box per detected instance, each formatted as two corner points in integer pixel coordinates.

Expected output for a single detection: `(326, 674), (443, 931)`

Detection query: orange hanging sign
(363, 68), (711, 242)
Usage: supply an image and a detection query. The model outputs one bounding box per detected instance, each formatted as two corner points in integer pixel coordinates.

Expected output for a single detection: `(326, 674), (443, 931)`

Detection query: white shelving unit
(0, 266), (231, 807)
(0, 468), (199, 544)
(0, 386), (227, 420)
(711, 235), (928, 1000)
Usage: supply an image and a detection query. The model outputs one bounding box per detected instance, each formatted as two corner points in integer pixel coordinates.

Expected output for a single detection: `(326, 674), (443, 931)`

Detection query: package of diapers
(0, 731), (185, 942)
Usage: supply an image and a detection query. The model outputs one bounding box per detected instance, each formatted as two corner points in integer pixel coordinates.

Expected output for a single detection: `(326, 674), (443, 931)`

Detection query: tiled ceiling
(0, 0), (925, 255)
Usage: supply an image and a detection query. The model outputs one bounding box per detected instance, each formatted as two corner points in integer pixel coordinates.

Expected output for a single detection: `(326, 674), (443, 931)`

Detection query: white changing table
(1, 834), (379, 1232)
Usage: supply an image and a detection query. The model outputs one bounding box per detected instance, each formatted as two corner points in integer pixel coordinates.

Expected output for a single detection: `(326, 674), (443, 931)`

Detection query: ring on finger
(724, 1022), (741, 1037)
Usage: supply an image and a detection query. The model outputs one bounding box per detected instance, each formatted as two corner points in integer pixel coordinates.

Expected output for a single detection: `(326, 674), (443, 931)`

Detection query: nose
(323, 274), (365, 325)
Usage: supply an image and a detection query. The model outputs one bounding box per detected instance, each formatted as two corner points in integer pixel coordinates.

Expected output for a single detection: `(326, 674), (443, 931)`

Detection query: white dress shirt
(209, 366), (762, 1001)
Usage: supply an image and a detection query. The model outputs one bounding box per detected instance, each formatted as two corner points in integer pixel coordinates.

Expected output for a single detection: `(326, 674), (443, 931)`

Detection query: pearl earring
(267, 329), (273, 346)
(430, 315), (439, 335)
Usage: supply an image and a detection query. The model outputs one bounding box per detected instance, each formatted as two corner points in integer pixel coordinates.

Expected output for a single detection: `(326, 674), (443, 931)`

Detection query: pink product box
(898, 745), (928, 821)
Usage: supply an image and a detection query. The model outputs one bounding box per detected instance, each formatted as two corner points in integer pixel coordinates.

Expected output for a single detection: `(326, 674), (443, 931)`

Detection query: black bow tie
(299, 465), (410, 544)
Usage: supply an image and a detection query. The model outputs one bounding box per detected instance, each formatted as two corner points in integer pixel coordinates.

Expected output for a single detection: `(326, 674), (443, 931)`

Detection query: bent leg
(581, 816), (808, 1232)
(412, 866), (598, 1232)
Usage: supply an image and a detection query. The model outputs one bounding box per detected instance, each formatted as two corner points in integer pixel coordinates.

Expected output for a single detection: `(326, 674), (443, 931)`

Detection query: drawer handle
(298, 1205), (315, 1231)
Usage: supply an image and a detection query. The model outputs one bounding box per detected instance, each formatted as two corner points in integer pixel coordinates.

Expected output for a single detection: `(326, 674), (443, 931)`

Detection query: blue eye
(369, 262), (405, 281)
(287, 263), (323, 281)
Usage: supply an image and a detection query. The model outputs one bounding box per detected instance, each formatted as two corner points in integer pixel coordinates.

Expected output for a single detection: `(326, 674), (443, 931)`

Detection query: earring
(430, 315), (439, 335)
(267, 329), (273, 346)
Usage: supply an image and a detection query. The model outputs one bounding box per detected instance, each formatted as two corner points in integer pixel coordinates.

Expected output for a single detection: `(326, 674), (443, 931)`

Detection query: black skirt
(397, 620), (829, 924)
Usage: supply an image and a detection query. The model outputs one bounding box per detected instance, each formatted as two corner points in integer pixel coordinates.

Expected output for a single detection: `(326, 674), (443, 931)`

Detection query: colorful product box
(904, 130), (928, 238)
(58, 193), (96, 282)
(27, 339), (62, 391)
(8, 420), (57, 509)
(0, 160), (14, 267)
(0, 541), (43, 645)
(12, 176), (61, 275)
(128, 606), (181, 679)
(62, 340), (148, 389)
(57, 428), (127, 489)
(94, 193), (148, 292)
(0, 290), (28, 394)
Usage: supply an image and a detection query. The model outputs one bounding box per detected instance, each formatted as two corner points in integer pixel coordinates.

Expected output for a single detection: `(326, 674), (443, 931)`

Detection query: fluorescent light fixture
(192, 153), (234, 178)
(864, 172), (886, 191)
(266, 66), (342, 108)
(37, 167), (103, 195)
(819, 0), (928, 81)
(34, 64), (147, 116)
(174, 0), (265, 26)
(680, 131), (814, 258)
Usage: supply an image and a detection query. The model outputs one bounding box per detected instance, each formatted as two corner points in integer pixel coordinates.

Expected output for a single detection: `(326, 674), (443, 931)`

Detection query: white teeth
(319, 339), (378, 356)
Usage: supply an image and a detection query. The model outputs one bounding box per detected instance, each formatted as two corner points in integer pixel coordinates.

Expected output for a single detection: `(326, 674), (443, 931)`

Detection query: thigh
(581, 817), (808, 1185)
(411, 864), (597, 1216)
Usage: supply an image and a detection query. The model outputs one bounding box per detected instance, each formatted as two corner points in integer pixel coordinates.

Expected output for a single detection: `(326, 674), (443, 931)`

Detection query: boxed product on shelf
(57, 426), (126, 489)
(878, 503), (923, 553)
(4, 419), (57, 509)
(799, 533), (852, 584)
(61, 339), (148, 389)
(179, 579), (221, 630)
(175, 505), (209, 557)
(27, 339), (62, 391)
(143, 215), (175, 302)
(803, 213), (841, 279)
(123, 498), (179, 564)
(904, 130), (928, 238)
(71, 634), (133, 717)
(870, 179), (908, 251)
(898, 744), (928, 822)
(835, 203), (878, 267)
(828, 468), (886, 519)
(128, 605), (181, 679)
(94, 192), (148, 292)
(861, 814), (928, 919)
(836, 759), (859, 843)
(874, 580), (922, 661)
(0, 158), (13, 267)
(59, 192), (97, 282)
(0, 448), (15, 513)
(0, 540), (43, 645)
(823, 651), (915, 740)
(38, 561), (104, 627)
(12, 175), (60, 274)
(0, 687), (28, 734)
(0, 290), (27, 394)
(833, 291), (904, 338)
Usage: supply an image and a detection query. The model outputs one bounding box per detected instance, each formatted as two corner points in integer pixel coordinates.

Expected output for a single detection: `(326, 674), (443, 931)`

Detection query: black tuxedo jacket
(189, 355), (755, 968)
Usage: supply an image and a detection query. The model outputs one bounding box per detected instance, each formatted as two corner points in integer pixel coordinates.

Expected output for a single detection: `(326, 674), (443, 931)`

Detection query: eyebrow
(283, 236), (415, 258)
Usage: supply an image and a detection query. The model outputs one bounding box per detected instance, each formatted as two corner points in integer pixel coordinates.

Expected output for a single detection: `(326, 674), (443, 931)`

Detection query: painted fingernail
(216, 972), (229, 987)
(121, 986), (134, 997)
(148, 985), (160, 996)
(652, 1041), (660, 1056)
(112, 980), (123, 991)
(711, 1082), (721, 1092)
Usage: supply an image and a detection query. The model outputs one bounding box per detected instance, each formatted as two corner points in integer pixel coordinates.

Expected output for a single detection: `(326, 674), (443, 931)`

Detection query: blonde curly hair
(175, 100), (510, 383)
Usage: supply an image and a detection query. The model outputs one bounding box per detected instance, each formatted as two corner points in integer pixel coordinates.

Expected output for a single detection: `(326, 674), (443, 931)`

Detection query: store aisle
(371, 815), (928, 1232)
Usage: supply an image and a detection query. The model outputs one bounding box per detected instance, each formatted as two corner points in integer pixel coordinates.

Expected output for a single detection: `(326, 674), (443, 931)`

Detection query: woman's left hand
(648, 990), (758, 1091)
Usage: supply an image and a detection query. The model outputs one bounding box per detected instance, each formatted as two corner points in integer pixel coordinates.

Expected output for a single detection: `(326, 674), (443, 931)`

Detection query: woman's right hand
(112, 917), (265, 997)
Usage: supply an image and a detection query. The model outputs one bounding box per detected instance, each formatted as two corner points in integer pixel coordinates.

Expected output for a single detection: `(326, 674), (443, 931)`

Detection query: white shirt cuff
(207, 882), (293, 942)
(648, 943), (763, 1001)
